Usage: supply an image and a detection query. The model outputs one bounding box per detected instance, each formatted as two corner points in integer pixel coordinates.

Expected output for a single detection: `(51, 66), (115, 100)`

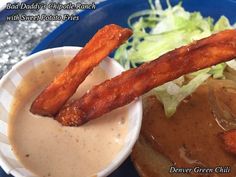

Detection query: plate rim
(30, 0), (121, 54)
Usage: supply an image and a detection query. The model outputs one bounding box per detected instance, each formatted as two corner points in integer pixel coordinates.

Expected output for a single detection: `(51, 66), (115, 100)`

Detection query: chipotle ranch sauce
(8, 57), (128, 177)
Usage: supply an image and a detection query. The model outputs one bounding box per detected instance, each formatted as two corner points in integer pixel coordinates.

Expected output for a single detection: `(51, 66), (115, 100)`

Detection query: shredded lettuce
(114, 0), (236, 118)
(213, 16), (232, 32)
(154, 73), (211, 117)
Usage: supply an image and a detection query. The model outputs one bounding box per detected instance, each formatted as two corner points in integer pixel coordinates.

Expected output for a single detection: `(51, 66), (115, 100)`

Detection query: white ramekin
(0, 47), (142, 177)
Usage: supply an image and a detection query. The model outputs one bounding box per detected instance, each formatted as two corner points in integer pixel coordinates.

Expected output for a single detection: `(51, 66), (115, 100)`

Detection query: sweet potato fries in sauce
(30, 24), (132, 116)
(30, 26), (236, 122)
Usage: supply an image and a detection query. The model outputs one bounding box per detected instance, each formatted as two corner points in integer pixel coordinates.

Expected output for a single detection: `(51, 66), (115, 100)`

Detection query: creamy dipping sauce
(8, 56), (129, 177)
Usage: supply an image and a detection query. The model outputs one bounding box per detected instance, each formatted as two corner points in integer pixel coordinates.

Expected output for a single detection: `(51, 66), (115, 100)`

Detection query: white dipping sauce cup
(0, 47), (142, 177)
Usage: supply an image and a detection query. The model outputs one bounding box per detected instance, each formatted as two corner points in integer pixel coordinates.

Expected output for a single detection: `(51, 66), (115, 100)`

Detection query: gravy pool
(8, 57), (129, 177)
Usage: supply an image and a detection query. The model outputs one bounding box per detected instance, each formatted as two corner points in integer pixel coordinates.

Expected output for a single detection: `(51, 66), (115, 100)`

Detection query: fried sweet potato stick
(219, 129), (236, 154)
(30, 24), (132, 116)
(56, 29), (236, 126)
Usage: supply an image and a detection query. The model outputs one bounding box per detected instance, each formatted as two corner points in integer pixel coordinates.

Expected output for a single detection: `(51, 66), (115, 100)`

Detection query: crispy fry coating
(30, 24), (132, 116)
(56, 29), (236, 126)
(219, 129), (236, 154)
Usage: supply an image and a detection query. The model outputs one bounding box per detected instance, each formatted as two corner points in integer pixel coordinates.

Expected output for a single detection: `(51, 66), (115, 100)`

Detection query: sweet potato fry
(56, 29), (236, 126)
(30, 24), (132, 116)
(219, 129), (236, 154)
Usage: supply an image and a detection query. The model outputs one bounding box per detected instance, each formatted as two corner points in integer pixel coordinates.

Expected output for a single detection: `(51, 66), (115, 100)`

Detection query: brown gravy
(141, 84), (236, 177)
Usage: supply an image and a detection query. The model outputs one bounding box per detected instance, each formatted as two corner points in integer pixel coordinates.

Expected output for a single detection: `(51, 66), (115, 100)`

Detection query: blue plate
(2, 0), (236, 176)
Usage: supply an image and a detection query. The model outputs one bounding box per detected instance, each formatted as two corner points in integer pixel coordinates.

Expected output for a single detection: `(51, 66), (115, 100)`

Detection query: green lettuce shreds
(213, 16), (232, 32)
(114, 0), (236, 118)
(154, 73), (210, 117)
